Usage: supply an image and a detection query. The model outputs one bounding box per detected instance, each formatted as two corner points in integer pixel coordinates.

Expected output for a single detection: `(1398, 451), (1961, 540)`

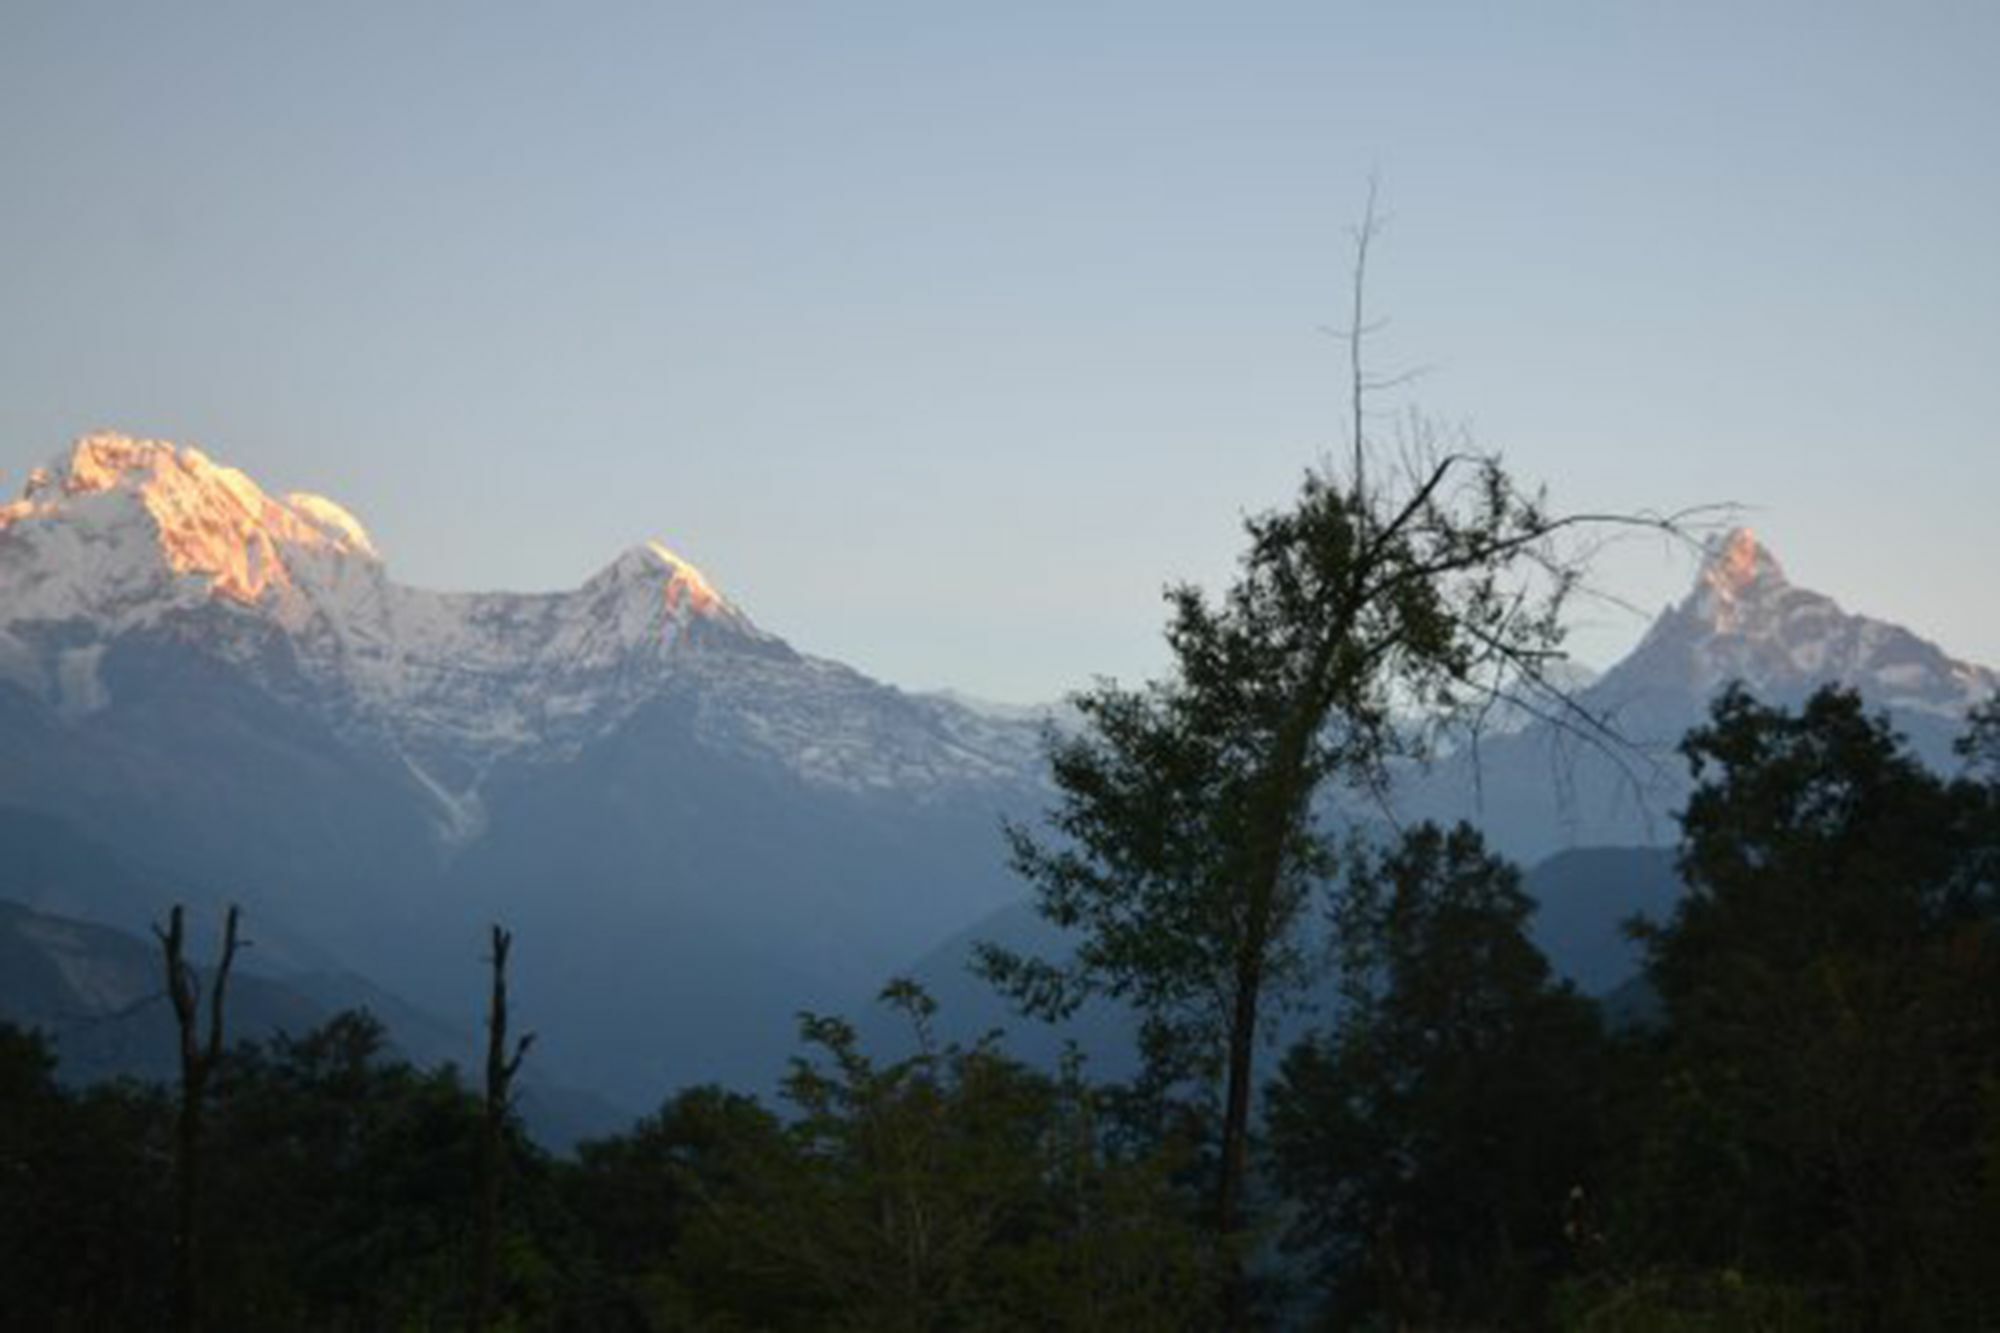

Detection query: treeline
(1, 965), (1209, 1330)
(1264, 686), (2000, 1331)
(3, 684), (1997, 1330)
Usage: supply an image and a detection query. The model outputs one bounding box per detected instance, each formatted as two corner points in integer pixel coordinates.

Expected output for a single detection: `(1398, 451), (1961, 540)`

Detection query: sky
(1, 2), (1995, 704)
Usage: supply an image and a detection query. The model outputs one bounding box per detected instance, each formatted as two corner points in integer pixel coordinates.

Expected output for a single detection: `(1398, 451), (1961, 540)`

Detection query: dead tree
(154, 903), (242, 1333)
(469, 924), (532, 1333)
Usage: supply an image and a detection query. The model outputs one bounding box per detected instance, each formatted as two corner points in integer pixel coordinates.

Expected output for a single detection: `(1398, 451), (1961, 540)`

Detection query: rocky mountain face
(1589, 527), (1993, 737)
(1401, 527), (1997, 859)
(0, 435), (1037, 828)
(0, 435), (1045, 1109)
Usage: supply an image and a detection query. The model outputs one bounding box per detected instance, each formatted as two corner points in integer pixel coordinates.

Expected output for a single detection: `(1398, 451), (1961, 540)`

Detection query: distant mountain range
(0, 887), (624, 1148)
(0, 435), (1044, 1111)
(0, 434), (1991, 1121)
(876, 841), (1687, 1075)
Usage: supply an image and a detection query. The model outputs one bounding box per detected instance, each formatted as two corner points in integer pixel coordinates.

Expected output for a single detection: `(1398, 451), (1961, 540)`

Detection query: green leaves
(1269, 823), (1605, 1329)
(635, 983), (1212, 1331)
(981, 439), (1614, 1305)
(1619, 686), (2000, 1328)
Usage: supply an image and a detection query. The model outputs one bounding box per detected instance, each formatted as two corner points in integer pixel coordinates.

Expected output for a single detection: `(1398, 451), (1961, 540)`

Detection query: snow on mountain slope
(0, 435), (1040, 838)
(1391, 526), (1997, 861)
(1592, 527), (1997, 725)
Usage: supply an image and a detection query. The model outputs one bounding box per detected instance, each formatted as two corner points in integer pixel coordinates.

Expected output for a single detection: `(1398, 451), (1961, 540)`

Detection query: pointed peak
(1699, 526), (1785, 597)
(1683, 526), (1792, 634)
(592, 539), (726, 615)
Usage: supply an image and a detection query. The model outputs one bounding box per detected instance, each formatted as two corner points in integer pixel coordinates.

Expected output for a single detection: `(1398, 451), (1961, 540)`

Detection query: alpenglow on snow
(0, 434), (1041, 843)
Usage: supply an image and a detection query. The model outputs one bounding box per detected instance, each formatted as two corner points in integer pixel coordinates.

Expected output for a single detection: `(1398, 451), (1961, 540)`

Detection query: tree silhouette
(154, 902), (242, 1333)
(979, 199), (1693, 1327)
(470, 923), (533, 1333)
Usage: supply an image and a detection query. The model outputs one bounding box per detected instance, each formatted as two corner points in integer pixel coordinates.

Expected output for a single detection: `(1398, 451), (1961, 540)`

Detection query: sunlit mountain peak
(0, 433), (382, 609)
(1692, 526), (1787, 632)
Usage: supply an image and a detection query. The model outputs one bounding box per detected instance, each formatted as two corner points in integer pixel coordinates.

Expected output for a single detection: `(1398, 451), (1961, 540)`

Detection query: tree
(471, 923), (533, 1333)
(1958, 693), (2000, 779)
(1266, 822), (1605, 1328)
(755, 983), (1062, 1329)
(154, 901), (242, 1333)
(564, 1082), (792, 1329)
(1628, 685), (2000, 1328)
(0, 1024), (174, 1328)
(201, 1010), (512, 1329)
(978, 210), (1676, 1323)
(662, 982), (1212, 1331)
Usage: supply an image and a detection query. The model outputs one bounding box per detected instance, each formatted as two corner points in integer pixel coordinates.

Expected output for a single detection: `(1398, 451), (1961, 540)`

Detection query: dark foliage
(1268, 822), (1605, 1329)
(7, 685), (1998, 1330)
(1589, 686), (2000, 1330)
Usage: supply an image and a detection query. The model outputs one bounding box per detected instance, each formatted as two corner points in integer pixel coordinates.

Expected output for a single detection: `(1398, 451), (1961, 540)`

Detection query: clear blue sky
(2, 2), (1995, 702)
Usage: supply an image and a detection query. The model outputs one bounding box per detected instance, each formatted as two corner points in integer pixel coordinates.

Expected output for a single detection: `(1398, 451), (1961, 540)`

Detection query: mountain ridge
(0, 435), (1038, 846)
(1600, 526), (1995, 728)
(2, 435), (1993, 1110)
(1399, 526), (1996, 859)
(0, 433), (1048, 1106)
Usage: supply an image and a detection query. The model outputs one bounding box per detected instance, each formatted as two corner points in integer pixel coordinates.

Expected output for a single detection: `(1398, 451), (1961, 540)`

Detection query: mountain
(1399, 527), (1997, 860)
(886, 528), (1998, 1058)
(0, 896), (324, 1088)
(882, 842), (1684, 1071)
(1522, 845), (1681, 995)
(0, 435), (1037, 818)
(0, 434), (1046, 1110)
(5, 437), (1992, 1112)
(1587, 527), (1993, 747)
(0, 890), (625, 1147)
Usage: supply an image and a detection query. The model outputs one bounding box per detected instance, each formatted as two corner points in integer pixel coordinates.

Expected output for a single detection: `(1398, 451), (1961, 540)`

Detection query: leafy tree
(156, 1007), (578, 1332)
(1551, 1268), (1832, 1333)
(0, 1025), (172, 1327)
(1656, 685), (1996, 988)
(995, 1049), (1215, 1333)
(978, 383), (1657, 1321)
(4, 1004), (592, 1331)
(1627, 685), (2000, 1328)
(1267, 822), (1605, 1328)
(1959, 693), (2000, 778)
(1, 1008), (547, 1332)
(564, 1083), (794, 1329)
(656, 982), (1211, 1331)
(201, 1011), (486, 1328)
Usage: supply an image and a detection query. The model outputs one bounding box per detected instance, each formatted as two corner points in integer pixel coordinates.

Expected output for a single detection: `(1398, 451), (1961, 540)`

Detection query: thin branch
(1358, 366), (1433, 395)
(204, 905), (242, 1066)
(1349, 173), (1382, 502)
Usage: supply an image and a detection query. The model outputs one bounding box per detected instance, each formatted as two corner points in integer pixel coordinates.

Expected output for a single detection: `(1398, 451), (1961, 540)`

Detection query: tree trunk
(1215, 683), (1335, 1327)
(170, 1062), (204, 1333)
(1216, 950), (1263, 1330)
(155, 903), (240, 1333)
(471, 924), (530, 1333)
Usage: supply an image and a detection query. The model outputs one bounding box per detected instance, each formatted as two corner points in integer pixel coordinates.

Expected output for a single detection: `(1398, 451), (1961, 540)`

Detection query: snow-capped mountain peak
(1600, 527), (1995, 724)
(11, 431), (381, 564)
(0, 433), (382, 626)
(588, 540), (727, 616)
(0, 434), (1036, 843)
(0, 434), (772, 782)
(1690, 526), (1786, 632)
